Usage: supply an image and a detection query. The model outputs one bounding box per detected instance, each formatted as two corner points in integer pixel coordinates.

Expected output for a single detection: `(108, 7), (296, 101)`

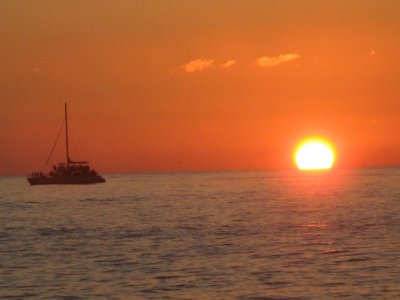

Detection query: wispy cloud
(176, 58), (236, 73)
(256, 53), (300, 67)
(219, 60), (236, 68)
(181, 59), (215, 73)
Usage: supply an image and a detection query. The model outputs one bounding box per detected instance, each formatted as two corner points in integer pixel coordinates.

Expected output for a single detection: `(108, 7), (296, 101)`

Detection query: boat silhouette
(27, 103), (106, 185)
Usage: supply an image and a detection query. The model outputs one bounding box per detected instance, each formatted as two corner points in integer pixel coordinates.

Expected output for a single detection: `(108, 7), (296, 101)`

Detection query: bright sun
(295, 139), (335, 170)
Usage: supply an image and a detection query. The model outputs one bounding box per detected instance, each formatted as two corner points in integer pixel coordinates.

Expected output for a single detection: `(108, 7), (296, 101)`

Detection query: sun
(294, 138), (335, 170)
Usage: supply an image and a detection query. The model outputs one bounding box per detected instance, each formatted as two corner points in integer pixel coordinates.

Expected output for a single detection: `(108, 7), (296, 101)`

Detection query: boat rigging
(27, 103), (106, 185)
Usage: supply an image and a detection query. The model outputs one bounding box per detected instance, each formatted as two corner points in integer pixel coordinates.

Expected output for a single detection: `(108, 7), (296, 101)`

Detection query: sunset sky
(1, 0), (400, 175)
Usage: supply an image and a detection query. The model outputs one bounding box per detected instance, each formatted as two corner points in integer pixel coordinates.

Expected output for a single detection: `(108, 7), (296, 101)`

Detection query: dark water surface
(1, 168), (400, 299)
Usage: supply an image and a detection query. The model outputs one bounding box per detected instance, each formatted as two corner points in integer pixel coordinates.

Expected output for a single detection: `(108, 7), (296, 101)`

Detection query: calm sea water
(1, 168), (399, 299)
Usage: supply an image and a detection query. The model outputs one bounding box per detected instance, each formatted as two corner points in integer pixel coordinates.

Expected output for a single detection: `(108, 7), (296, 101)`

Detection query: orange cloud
(256, 53), (300, 67)
(180, 59), (215, 73)
(219, 60), (236, 68)
(177, 58), (236, 73)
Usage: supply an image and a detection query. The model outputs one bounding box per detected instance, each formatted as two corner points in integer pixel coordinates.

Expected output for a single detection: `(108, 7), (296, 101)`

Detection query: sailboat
(27, 103), (106, 185)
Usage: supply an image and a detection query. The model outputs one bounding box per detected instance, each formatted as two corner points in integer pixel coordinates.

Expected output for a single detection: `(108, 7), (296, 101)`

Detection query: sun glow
(295, 139), (335, 170)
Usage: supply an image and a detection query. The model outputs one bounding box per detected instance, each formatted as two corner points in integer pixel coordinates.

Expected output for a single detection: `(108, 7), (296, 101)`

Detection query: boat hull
(27, 175), (106, 185)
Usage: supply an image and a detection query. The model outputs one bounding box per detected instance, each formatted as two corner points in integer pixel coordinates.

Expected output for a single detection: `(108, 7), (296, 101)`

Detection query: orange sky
(1, 1), (400, 175)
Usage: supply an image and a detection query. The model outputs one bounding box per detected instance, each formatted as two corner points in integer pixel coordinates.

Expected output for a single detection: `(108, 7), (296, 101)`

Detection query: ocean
(1, 168), (399, 299)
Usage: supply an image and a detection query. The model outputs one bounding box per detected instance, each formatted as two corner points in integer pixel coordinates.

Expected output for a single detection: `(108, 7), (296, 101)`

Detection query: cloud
(176, 58), (236, 73)
(256, 53), (300, 67)
(180, 59), (215, 73)
(219, 60), (236, 68)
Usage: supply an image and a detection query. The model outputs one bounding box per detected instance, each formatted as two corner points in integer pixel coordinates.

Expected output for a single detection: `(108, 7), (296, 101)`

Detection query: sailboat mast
(65, 102), (70, 169)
